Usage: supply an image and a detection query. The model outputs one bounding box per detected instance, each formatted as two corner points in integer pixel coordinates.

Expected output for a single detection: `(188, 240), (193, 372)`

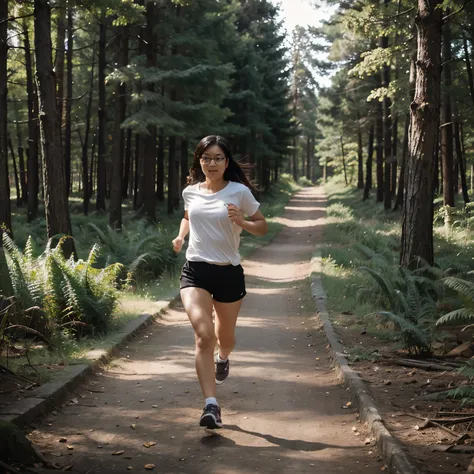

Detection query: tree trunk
(34, 0), (75, 258)
(181, 138), (188, 188)
(400, 0), (442, 267)
(54, 0), (66, 143)
(142, 3), (157, 222)
(391, 114), (398, 199)
(133, 134), (140, 210)
(0, 0), (12, 242)
(363, 123), (374, 200)
(167, 136), (176, 215)
(109, 27), (128, 229)
(64, 6), (73, 195)
(13, 104), (27, 204)
(340, 136), (348, 185)
(156, 131), (165, 202)
(81, 47), (95, 216)
(96, 13), (107, 211)
(357, 119), (364, 189)
(24, 20), (39, 222)
(462, 33), (474, 107)
(375, 93), (384, 202)
(123, 128), (132, 199)
(306, 135), (311, 181)
(7, 135), (21, 207)
(457, 121), (470, 204)
(441, 15), (454, 208)
(394, 114), (410, 211)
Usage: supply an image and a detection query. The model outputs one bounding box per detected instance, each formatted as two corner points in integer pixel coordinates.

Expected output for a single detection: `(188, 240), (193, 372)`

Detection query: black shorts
(179, 260), (246, 303)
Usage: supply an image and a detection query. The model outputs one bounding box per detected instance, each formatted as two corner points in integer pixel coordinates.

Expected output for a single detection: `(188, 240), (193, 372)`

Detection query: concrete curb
(1, 296), (180, 427)
(310, 251), (421, 474)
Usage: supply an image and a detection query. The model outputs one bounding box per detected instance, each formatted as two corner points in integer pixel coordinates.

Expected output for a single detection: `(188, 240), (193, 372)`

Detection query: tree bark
(363, 123), (374, 200)
(156, 131), (165, 202)
(394, 114), (409, 211)
(340, 136), (348, 185)
(181, 138), (188, 188)
(441, 15), (454, 208)
(456, 120), (470, 204)
(391, 114), (398, 199)
(109, 26), (128, 229)
(34, 0), (75, 258)
(400, 0), (442, 267)
(462, 33), (474, 107)
(357, 116), (364, 189)
(0, 0), (12, 242)
(123, 128), (132, 199)
(96, 13), (107, 211)
(13, 104), (27, 204)
(81, 46), (95, 216)
(375, 90), (384, 202)
(167, 136), (176, 215)
(64, 6), (73, 195)
(54, 0), (66, 142)
(24, 20), (39, 222)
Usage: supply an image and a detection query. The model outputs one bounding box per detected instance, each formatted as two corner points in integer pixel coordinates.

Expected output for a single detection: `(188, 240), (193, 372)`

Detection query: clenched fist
(172, 236), (184, 253)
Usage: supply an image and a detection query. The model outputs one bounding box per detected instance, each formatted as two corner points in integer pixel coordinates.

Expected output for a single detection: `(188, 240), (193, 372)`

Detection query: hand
(227, 204), (245, 227)
(172, 236), (184, 253)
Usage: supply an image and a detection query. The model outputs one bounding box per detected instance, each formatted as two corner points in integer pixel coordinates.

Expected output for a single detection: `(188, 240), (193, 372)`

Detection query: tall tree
(34, 0), (75, 258)
(400, 0), (442, 267)
(0, 0), (12, 241)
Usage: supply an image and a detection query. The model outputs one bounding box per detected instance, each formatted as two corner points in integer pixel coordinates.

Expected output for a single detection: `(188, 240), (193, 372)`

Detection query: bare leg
(214, 299), (243, 360)
(180, 287), (216, 398)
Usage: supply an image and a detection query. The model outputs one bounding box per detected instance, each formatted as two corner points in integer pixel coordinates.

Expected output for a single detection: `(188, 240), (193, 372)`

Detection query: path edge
(310, 251), (421, 474)
(1, 296), (180, 428)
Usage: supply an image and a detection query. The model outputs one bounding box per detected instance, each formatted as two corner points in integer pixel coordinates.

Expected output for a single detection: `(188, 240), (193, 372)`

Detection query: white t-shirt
(182, 181), (260, 266)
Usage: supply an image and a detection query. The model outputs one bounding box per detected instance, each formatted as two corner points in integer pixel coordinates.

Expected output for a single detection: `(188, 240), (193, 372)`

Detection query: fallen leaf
(67, 445), (74, 450)
(144, 464), (155, 470)
(58, 437), (67, 443)
(127, 467), (133, 471)
(112, 450), (124, 456)
(143, 441), (156, 448)
(130, 424), (136, 429)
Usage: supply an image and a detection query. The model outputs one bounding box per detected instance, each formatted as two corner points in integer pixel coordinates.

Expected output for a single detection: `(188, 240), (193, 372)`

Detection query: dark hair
(186, 135), (256, 192)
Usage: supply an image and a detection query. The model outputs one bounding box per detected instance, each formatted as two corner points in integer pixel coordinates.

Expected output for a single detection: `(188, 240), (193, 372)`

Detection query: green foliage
(2, 233), (121, 337)
(360, 263), (441, 355)
(436, 277), (474, 328)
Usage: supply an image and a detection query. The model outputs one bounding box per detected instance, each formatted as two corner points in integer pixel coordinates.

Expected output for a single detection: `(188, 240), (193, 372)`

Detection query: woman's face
(199, 144), (229, 181)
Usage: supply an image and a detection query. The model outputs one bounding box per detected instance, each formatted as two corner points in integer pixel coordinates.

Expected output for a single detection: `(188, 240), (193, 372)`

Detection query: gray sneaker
(215, 359), (229, 385)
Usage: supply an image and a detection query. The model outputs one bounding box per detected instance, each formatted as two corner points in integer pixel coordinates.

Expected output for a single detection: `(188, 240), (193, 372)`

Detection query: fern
(372, 310), (430, 354)
(436, 308), (474, 327)
(443, 277), (474, 303)
(361, 266), (397, 308)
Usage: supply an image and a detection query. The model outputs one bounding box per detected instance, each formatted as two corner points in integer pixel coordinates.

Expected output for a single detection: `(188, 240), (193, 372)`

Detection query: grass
(318, 175), (474, 343)
(2, 174), (300, 382)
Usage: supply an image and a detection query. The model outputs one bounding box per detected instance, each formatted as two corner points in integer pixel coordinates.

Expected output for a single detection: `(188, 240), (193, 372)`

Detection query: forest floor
(19, 187), (386, 473)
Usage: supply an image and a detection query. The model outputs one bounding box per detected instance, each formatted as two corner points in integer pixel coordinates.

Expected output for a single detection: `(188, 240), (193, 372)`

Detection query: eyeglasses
(200, 156), (226, 165)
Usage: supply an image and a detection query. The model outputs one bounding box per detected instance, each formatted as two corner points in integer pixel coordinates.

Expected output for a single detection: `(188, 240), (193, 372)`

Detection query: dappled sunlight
(274, 216), (325, 228)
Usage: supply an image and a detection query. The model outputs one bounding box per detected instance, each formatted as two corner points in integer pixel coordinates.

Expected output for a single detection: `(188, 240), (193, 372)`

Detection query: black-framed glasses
(200, 156), (226, 165)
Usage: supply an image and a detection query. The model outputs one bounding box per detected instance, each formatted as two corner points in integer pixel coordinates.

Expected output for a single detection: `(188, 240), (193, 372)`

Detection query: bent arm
(240, 209), (268, 237)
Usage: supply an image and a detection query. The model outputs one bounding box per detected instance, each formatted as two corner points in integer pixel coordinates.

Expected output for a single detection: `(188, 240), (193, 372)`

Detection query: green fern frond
(374, 310), (429, 351)
(436, 308), (474, 327)
(443, 277), (474, 303)
(360, 267), (396, 308)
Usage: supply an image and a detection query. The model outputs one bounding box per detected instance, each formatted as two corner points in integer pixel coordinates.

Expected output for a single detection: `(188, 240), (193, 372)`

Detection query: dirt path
(30, 187), (383, 473)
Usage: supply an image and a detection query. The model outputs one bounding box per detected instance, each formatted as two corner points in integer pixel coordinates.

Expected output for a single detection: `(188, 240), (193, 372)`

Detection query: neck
(204, 178), (227, 193)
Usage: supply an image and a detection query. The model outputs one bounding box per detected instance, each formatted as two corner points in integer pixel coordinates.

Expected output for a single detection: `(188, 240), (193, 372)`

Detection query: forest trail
(30, 187), (383, 473)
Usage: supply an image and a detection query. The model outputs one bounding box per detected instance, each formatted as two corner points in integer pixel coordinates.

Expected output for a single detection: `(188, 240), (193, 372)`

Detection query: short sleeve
(182, 187), (190, 211)
(240, 186), (260, 216)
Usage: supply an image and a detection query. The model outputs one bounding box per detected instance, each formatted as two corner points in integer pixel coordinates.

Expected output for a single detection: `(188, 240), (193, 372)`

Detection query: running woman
(172, 135), (268, 429)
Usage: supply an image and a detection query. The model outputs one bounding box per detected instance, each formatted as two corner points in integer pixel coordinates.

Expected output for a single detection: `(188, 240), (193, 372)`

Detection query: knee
(196, 332), (217, 351)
